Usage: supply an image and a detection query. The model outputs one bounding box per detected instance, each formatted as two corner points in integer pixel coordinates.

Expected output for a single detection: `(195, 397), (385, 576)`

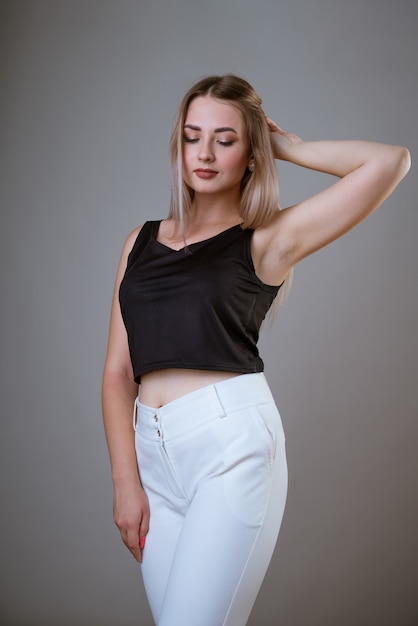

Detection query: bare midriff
(139, 368), (242, 408)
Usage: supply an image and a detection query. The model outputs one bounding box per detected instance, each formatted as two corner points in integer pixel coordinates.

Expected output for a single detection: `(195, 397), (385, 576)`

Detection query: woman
(102, 75), (410, 626)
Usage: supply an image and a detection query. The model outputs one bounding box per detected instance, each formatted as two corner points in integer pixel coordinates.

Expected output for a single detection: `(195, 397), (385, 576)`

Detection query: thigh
(135, 434), (188, 622)
(158, 404), (288, 626)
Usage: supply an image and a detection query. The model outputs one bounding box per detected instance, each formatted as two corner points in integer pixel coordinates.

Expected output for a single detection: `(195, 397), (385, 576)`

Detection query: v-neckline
(153, 221), (244, 252)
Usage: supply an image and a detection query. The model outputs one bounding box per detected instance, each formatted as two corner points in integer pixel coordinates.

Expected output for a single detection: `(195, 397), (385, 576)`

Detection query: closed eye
(183, 136), (235, 146)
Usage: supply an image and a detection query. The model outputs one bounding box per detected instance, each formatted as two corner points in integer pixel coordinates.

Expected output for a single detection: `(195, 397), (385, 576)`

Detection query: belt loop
(132, 397), (139, 430)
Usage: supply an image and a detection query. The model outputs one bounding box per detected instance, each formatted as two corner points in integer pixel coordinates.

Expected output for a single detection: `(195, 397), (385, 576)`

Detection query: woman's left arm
(259, 119), (411, 281)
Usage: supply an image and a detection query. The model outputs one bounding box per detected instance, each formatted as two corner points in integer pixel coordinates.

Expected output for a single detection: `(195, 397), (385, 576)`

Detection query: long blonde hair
(169, 74), (292, 306)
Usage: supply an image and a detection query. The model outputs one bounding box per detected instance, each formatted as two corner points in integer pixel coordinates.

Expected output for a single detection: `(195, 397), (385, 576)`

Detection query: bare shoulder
(113, 224), (144, 280)
(125, 224), (143, 248)
(120, 224), (144, 256)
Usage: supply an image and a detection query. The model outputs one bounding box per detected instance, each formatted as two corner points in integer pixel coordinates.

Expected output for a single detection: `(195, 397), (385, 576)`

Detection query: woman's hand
(113, 481), (150, 562)
(266, 117), (303, 161)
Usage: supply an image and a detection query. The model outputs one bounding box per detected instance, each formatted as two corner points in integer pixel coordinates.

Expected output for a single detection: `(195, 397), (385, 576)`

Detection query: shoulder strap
(126, 221), (161, 267)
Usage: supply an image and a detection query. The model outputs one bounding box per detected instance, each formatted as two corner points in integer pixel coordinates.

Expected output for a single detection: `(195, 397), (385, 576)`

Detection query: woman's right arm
(102, 226), (149, 563)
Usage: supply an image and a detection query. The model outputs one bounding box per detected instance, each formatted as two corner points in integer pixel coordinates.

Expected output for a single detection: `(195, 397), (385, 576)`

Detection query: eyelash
(183, 137), (234, 147)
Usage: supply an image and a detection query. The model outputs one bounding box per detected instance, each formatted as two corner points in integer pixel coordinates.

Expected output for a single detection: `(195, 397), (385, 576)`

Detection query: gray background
(1, 1), (417, 625)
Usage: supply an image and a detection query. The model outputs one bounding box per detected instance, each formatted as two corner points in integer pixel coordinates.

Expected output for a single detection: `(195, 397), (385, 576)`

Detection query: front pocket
(217, 407), (277, 527)
(252, 402), (285, 462)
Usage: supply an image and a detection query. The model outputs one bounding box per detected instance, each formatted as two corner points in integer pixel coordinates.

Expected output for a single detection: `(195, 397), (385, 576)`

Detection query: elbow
(400, 146), (411, 177)
(394, 145), (411, 180)
(376, 145), (411, 190)
(102, 366), (136, 395)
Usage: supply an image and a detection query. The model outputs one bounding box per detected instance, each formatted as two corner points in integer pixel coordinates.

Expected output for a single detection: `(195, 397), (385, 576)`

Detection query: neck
(190, 191), (242, 227)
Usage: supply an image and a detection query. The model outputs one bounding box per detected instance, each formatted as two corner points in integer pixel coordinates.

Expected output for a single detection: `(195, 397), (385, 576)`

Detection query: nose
(198, 138), (215, 163)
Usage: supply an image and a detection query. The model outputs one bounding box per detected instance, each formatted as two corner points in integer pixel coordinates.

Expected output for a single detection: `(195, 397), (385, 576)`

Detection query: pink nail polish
(140, 536), (146, 550)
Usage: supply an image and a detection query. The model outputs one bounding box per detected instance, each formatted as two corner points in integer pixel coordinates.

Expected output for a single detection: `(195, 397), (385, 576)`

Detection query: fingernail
(140, 536), (146, 550)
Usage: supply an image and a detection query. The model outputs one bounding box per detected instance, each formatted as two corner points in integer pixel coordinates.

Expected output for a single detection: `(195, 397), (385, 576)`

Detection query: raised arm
(253, 119), (411, 286)
(102, 226), (149, 562)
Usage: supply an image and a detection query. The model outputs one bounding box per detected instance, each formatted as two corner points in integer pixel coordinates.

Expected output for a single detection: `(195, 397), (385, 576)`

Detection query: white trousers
(134, 373), (288, 626)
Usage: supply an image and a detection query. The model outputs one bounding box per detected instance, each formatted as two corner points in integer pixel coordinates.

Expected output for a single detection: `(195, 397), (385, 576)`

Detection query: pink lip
(194, 168), (218, 179)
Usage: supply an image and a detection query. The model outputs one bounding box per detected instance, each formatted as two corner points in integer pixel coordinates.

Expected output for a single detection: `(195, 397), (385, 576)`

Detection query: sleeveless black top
(119, 221), (280, 383)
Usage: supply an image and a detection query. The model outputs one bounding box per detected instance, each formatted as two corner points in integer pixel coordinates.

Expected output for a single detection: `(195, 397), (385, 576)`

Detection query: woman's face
(182, 96), (251, 199)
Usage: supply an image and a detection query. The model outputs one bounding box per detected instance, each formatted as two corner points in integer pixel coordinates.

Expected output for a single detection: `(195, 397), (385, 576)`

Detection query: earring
(248, 161), (255, 172)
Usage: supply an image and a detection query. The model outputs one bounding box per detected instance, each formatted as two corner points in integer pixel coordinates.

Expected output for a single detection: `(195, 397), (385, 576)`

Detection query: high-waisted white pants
(134, 373), (288, 626)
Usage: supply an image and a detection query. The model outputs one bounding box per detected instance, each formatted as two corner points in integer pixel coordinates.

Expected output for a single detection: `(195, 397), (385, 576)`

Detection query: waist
(139, 368), (242, 407)
(134, 372), (276, 441)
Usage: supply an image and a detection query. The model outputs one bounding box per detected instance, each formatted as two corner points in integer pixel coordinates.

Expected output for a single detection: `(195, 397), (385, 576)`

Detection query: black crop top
(119, 220), (280, 383)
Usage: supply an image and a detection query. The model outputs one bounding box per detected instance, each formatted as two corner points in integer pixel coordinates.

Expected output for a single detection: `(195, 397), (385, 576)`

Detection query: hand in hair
(266, 117), (302, 161)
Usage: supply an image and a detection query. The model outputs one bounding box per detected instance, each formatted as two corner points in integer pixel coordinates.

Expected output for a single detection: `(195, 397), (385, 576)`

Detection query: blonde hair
(169, 74), (292, 307)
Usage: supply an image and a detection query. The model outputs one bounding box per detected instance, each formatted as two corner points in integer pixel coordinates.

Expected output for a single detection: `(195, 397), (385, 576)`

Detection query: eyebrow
(183, 124), (238, 134)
